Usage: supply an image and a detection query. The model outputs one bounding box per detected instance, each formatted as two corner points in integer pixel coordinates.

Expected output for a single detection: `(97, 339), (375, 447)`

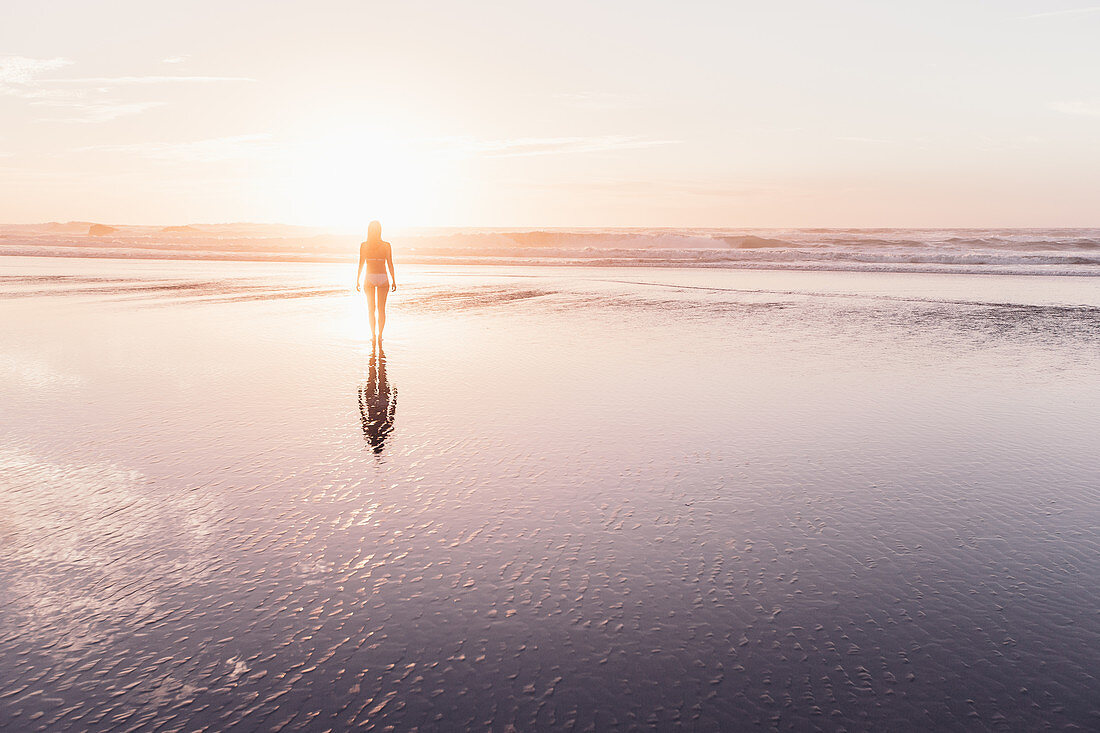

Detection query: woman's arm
(356, 243), (365, 291)
(387, 243), (397, 292)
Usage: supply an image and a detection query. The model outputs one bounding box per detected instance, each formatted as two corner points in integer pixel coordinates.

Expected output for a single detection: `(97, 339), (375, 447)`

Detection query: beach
(2, 256), (1099, 730)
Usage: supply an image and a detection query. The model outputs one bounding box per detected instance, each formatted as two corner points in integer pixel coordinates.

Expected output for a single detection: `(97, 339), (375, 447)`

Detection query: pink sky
(2, 1), (1099, 228)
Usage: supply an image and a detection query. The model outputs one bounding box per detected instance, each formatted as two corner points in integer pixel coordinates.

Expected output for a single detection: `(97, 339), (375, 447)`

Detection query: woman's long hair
(366, 220), (382, 244)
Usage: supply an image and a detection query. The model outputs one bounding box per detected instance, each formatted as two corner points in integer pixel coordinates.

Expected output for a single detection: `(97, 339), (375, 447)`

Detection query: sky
(1, 0), (1099, 228)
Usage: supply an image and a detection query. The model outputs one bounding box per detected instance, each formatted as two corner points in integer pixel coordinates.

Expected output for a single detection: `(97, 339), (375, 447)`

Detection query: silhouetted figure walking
(356, 220), (397, 342)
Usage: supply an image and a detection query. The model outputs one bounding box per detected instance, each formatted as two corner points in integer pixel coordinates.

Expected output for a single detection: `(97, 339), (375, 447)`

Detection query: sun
(285, 127), (441, 231)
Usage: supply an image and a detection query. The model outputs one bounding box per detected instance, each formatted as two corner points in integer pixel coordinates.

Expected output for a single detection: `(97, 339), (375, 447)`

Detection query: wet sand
(1, 257), (1099, 730)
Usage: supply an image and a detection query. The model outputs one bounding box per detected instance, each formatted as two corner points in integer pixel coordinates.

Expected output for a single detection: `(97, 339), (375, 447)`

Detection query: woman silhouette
(356, 220), (397, 341)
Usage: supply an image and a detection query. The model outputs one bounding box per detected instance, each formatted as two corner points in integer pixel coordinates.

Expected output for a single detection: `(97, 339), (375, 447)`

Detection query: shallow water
(1, 257), (1099, 731)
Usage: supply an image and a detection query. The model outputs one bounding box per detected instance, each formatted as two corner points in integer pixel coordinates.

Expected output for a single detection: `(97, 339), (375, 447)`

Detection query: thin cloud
(77, 134), (277, 162)
(0, 56), (73, 85)
(0, 56), (76, 100)
(43, 75), (256, 85)
(0, 55), (251, 123)
(161, 56), (190, 64)
(36, 100), (168, 123)
(1018, 6), (1100, 19)
(1050, 100), (1100, 117)
(523, 178), (777, 198)
(454, 135), (680, 158)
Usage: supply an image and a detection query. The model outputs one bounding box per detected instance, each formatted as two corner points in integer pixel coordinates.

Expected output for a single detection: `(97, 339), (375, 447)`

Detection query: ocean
(4, 225), (1100, 276)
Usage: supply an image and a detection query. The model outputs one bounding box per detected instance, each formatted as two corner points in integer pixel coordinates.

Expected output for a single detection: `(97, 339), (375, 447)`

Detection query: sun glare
(286, 128), (440, 230)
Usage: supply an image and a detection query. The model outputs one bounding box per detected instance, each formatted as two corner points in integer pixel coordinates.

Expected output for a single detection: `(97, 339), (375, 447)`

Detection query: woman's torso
(361, 241), (389, 274)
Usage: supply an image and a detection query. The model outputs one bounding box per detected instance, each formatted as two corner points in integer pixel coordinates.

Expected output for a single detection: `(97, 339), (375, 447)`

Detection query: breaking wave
(3, 225), (1100, 275)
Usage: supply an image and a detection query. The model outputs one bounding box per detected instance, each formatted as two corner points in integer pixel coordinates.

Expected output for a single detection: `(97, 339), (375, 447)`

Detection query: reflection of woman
(358, 344), (397, 454)
(355, 220), (397, 342)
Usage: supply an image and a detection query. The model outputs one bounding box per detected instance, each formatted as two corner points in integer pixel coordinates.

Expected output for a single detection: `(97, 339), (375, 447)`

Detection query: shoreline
(2, 249), (1099, 278)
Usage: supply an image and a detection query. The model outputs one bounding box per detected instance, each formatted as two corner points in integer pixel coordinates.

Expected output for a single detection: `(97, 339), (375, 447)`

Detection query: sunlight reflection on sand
(1, 258), (1098, 730)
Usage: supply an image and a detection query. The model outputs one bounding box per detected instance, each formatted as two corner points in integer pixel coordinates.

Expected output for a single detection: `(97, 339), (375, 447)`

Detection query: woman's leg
(376, 285), (389, 338)
(365, 286), (377, 337)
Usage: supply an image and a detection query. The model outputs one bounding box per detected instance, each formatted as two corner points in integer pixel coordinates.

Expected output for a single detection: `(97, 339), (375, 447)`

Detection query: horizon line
(3, 221), (1100, 231)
